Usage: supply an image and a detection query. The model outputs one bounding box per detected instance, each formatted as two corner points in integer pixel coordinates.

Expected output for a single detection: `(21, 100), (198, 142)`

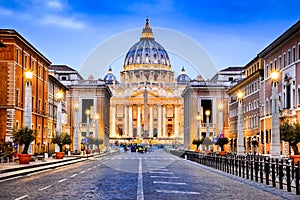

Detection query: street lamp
(197, 113), (201, 140)
(237, 90), (244, 155)
(218, 103), (223, 137)
(85, 108), (91, 137)
(205, 110), (210, 137)
(56, 90), (63, 136)
(270, 70), (281, 158)
(24, 70), (33, 128)
(24, 70), (33, 154)
(95, 113), (99, 139)
(73, 102), (79, 152)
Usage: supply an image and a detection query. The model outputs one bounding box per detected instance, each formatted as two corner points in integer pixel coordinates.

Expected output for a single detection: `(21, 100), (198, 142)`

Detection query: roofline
(258, 20), (300, 58)
(49, 75), (68, 90)
(0, 29), (51, 64)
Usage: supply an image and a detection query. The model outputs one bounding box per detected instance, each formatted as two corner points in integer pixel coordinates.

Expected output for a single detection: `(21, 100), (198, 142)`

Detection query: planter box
(55, 152), (65, 159)
(289, 155), (300, 165)
(19, 154), (32, 164)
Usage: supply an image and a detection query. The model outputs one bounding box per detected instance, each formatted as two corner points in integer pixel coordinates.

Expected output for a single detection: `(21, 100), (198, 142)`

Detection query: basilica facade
(104, 19), (190, 145)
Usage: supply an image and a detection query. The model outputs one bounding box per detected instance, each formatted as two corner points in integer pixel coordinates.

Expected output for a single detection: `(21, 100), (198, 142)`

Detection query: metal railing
(167, 150), (300, 195)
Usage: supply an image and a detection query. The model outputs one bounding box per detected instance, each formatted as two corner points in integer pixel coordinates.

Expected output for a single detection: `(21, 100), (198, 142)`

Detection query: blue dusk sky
(0, 0), (299, 79)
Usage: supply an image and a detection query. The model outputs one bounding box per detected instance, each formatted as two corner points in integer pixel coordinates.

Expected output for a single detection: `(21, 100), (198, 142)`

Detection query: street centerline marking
(39, 185), (52, 191)
(153, 181), (186, 185)
(80, 170), (85, 173)
(70, 174), (78, 178)
(149, 171), (173, 174)
(137, 158), (144, 200)
(14, 195), (29, 200)
(156, 190), (200, 195)
(58, 178), (67, 183)
(150, 176), (179, 179)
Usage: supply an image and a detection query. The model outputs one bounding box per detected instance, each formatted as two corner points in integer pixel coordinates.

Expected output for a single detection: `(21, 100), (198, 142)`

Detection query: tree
(216, 137), (229, 151)
(13, 127), (36, 154)
(203, 137), (212, 151)
(192, 139), (203, 150)
(280, 121), (300, 155)
(52, 133), (72, 152)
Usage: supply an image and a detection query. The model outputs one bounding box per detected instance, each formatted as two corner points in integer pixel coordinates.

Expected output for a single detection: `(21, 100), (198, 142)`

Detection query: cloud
(42, 15), (85, 29)
(0, 7), (13, 16)
(46, 0), (64, 11)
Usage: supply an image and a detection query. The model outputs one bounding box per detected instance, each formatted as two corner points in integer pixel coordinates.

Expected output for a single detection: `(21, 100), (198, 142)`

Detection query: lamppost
(95, 113), (99, 139)
(73, 102), (79, 152)
(24, 70), (33, 128)
(24, 70), (33, 154)
(205, 110), (210, 137)
(218, 103), (223, 137)
(237, 91), (244, 155)
(85, 109), (91, 150)
(270, 70), (281, 158)
(56, 91), (63, 135)
(197, 113), (201, 140)
(95, 113), (99, 151)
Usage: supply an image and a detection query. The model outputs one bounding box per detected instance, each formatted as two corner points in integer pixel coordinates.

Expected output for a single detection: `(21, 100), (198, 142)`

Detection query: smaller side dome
(176, 67), (191, 83)
(104, 67), (118, 84)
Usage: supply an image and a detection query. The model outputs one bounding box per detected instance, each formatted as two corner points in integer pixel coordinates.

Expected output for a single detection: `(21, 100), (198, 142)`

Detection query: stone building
(49, 65), (112, 150)
(0, 29), (51, 154)
(227, 57), (264, 154)
(103, 19), (190, 145)
(258, 20), (300, 156)
(182, 67), (243, 150)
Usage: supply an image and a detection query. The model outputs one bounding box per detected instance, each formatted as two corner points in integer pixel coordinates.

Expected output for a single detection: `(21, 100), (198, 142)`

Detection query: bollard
(185, 155), (187, 160)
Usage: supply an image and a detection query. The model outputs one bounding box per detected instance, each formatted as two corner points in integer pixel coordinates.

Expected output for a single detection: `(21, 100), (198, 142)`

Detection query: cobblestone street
(0, 150), (298, 200)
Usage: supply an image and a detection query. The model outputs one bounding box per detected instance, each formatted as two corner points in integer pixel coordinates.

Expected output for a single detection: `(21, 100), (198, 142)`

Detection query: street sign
(82, 138), (87, 144)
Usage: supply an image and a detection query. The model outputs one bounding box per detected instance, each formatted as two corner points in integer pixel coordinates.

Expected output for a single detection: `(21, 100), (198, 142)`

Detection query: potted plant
(192, 139), (203, 152)
(12, 127), (36, 164)
(280, 121), (300, 164)
(52, 132), (72, 159)
(216, 137), (229, 156)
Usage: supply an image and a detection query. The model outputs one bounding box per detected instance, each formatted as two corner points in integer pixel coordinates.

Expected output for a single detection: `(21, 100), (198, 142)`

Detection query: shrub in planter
(52, 133), (72, 159)
(13, 127), (36, 164)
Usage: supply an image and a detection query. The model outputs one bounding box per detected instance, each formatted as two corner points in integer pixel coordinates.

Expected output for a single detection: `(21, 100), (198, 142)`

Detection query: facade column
(158, 105), (162, 138)
(129, 105), (133, 137)
(124, 105), (128, 136)
(237, 95), (244, 155)
(111, 105), (116, 137)
(174, 105), (179, 137)
(149, 105), (153, 138)
(137, 105), (141, 138)
(162, 105), (166, 137)
(271, 73), (281, 158)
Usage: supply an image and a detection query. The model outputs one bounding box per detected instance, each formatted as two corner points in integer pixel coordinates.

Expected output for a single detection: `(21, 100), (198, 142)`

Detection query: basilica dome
(103, 67), (118, 84)
(123, 18), (171, 68)
(176, 67), (191, 84)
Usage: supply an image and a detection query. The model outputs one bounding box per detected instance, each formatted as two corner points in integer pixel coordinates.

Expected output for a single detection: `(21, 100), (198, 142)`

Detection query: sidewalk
(0, 152), (109, 181)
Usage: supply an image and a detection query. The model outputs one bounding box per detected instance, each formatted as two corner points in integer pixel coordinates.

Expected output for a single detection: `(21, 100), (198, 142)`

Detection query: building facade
(259, 20), (300, 156)
(182, 67), (243, 151)
(228, 57), (264, 154)
(49, 65), (112, 150)
(0, 29), (51, 154)
(104, 19), (189, 145)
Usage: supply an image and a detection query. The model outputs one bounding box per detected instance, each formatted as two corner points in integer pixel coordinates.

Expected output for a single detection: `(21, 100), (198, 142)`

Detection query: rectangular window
(16, 89), (19, 107)
(298, 88), (300, 107)
(298, 43), (300, 60)
(274, 60), (277, 70)
(293, 47), (296, 62)
(279, 56), (282, 69)
(38, 99), (41, 113)
(288, 50), (291, 65)
(16, 49), (19, 63)
(284, 53), (286, 67)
